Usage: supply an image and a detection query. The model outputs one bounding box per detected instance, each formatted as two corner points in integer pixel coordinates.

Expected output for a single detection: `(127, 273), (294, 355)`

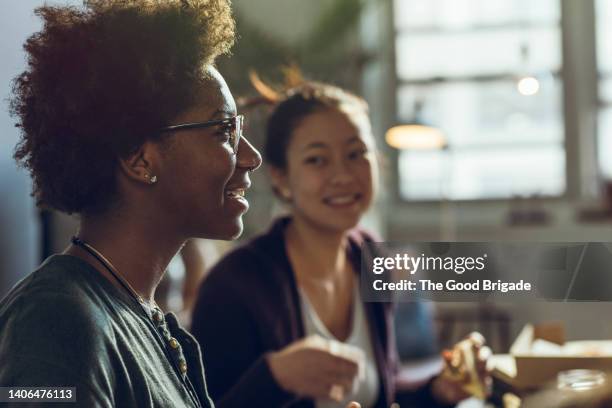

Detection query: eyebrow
(346, 136), (362, 145)
(302, 136), (364, 152)
(302, 142), (328, 152)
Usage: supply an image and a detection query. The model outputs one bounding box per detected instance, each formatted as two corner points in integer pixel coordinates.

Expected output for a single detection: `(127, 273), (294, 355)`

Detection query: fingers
(305, 378), (344, 401)
(478, 345), (492, 361)
(477, 345), (492, 375)
(271, 337), (364, 401)
(329, 355), (359, 377)
(309, 384), (337, 401)
(318, 353), (358, 382)
(312, 379), (350, 402)
(465, 333), (491, 374)
(467, 331), (485, 347)
(438, 333), (494, 402)
(321, 366), (356, 393)
(345, 402), (361, 408)
(328, 384), (344, 402)
(320, 376), (353, 397)
(302, 348), (360, 400)
(431, 375), (471, 405)
(476, 345), (493, 396)
(317, 355), (359, 400)
(442, 347), (465, 376)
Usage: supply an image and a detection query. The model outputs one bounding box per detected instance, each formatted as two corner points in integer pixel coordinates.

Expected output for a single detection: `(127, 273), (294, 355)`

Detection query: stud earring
(145, 174), (158, 184)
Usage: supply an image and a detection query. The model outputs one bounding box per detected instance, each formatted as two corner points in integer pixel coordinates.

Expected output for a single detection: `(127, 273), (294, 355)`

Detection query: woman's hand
(431, 332), (492, 405)
(267, 337), (359, 401)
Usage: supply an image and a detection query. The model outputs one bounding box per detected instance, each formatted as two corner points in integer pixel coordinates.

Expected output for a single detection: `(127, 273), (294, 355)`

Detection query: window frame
(385, 0), (599, 205)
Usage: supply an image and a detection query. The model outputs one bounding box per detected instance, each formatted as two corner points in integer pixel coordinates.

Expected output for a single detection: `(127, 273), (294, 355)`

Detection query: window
(596, 0), (612, 180)
(394, 0), (565, 200)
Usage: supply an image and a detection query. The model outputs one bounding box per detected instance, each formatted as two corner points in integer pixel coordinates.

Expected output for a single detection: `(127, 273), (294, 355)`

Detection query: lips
(323, 193), (362, 207)
(226, 188), (245, 198)
(225, 182), (250, 212)
(225, 180), (250, 197)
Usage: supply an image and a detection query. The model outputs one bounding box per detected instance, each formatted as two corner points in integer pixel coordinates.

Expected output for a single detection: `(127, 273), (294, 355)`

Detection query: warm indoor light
(517, 76), (540, 96)
(385, 124), (446, 150)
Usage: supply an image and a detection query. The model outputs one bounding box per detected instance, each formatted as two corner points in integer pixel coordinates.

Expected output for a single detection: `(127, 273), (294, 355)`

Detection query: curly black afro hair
(11, 0), (235, 215)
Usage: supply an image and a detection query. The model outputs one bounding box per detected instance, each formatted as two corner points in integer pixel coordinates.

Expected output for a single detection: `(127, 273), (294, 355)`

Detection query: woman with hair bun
(0, 1), (262, 407)
(192, 79), (490, 408)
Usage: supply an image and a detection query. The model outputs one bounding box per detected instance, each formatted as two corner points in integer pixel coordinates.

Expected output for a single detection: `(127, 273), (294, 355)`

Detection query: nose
(236, 136), (262, 172)
(329, 158), (355, 186)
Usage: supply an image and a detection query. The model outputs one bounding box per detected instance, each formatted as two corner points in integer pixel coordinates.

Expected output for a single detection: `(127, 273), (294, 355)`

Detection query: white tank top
(299, 284), (380, 408)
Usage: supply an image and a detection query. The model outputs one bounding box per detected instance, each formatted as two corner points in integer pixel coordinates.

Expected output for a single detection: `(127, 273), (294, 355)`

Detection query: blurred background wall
(0, 0), (47, 303)
(1, 0), (612, 346)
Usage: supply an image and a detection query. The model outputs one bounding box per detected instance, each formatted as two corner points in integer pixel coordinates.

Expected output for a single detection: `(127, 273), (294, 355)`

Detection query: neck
(286, 215), (349, 281)
(65, 211), (185, 303)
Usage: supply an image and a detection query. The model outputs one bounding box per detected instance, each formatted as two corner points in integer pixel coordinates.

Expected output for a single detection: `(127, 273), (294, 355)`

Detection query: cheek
(288, 166), (326, 204)
(356, 160), (375, 203)
(166, 146), (235, 206)
(205, 153), (235, 186)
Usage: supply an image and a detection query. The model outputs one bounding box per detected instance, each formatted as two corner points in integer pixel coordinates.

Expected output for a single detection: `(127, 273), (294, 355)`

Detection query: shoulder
(5, 254), (101, 290)
(2, 254), (112, 314)
(347, 228), (394, 315)
(0, 256), (115, 372)
(0, 288), (115, 401)
(348, 226), (382, 245)
(2, 255), (112, 316)
(346, 227), (383, 264)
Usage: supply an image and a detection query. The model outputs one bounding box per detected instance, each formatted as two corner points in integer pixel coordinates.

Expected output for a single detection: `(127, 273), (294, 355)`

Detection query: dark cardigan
(191, 218), (444, 408)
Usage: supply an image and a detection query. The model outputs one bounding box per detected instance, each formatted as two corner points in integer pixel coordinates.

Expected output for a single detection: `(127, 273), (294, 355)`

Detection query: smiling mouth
(323, 193), (362, 206)
(226, 189), (246, 198)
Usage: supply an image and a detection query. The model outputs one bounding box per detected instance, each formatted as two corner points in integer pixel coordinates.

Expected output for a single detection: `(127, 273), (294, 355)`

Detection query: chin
(315, 213), (362, 234)
(197, 218), (244, 241)
(221, 218), (244, 240)
(332, 219), (360, 233)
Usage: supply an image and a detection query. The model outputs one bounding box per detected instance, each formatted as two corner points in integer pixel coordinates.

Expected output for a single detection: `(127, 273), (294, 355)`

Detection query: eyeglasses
(159, 114), (244, 154)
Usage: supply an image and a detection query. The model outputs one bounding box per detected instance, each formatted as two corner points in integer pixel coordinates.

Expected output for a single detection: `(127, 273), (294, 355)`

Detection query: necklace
(70, 236), (200, 406)
(70, 237), (159, 315)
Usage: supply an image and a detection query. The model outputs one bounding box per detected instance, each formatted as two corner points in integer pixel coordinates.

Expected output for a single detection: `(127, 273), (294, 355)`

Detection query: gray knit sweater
(0, 255), (213, 408)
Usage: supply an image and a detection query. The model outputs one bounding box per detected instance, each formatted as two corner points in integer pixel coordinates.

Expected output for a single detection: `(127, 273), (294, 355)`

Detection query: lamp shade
(385, 124), (446, 150)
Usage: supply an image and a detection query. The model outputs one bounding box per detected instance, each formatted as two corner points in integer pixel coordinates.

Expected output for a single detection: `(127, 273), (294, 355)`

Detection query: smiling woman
(0, 1), (262, 407)
(272, 106), (375, 233)
(148, 73), (260, 239)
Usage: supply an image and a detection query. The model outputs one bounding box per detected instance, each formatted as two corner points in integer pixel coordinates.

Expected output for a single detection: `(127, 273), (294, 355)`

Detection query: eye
(304, 155), (327, 166)
(348, 148), (369, 160)
(215, 125), (232, 141)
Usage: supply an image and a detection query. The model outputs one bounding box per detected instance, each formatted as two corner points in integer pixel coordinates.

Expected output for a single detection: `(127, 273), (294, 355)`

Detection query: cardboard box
(491, 323), (612, 391)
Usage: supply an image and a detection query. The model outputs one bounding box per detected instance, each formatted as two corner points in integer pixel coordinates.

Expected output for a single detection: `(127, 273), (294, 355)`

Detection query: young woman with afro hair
(0, 1), (263, 406)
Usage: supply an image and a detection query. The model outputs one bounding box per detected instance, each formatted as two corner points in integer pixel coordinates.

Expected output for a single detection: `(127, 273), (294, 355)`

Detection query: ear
(118, 141), (161, 185)
(269, 166), (292, 201)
